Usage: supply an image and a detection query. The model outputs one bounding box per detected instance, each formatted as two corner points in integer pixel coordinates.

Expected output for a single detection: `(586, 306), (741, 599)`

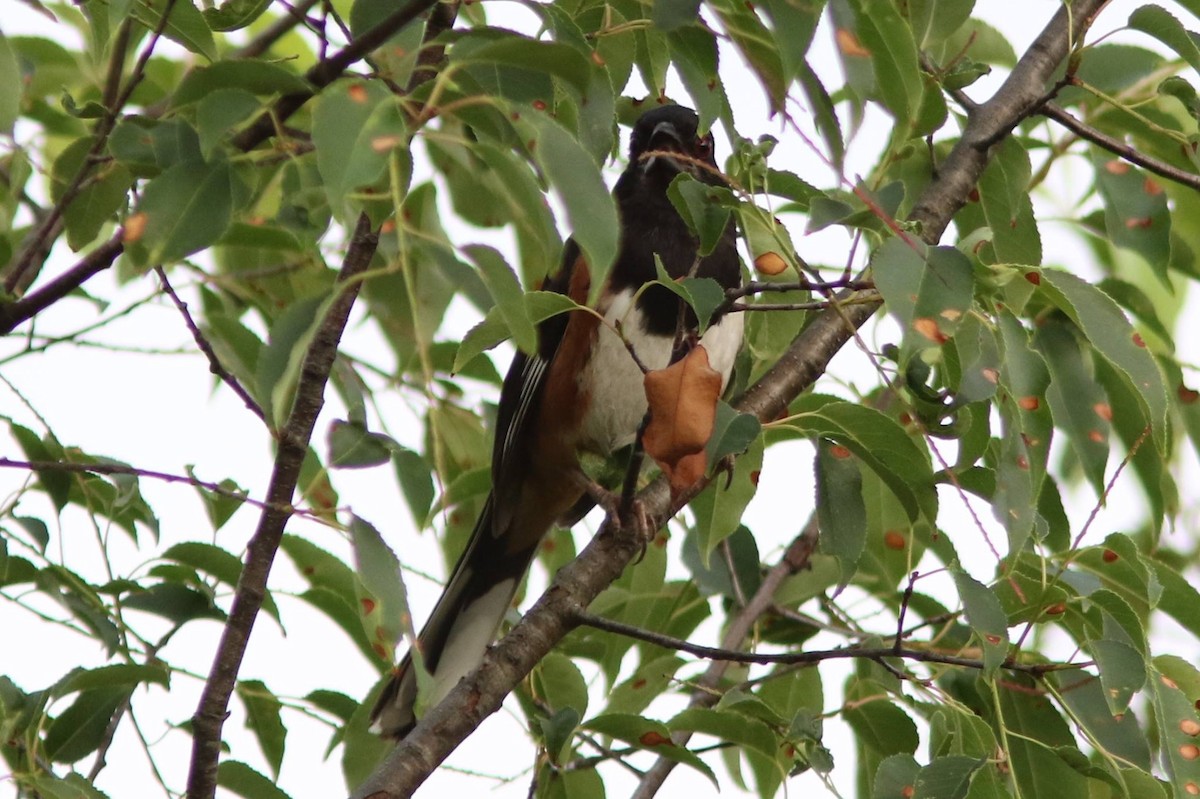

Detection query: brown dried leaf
(642, 345), (723, 495)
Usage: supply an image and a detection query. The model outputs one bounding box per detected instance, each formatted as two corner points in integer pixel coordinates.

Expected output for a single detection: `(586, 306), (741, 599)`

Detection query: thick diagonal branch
(185, 214), (378, 799)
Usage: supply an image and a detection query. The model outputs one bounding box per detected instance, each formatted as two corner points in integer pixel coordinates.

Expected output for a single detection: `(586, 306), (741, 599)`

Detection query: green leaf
(1129, 4), (1200, 76)
(197, 89), (262, 157)
(202, 0), (274, 31)
(707, 401), (762, 462)
(912, 755), (984, 799)
(327, 420), (393, 469)
(993, 312), (1052, 553)
(1148, 661), (1200, 795)
(775, 395), (937, 522)
(669, 707), (780, 761)
(123, 582), (224, 623)
(186, 469), (248, 533)
(844, 697), (919, 757)
(873, 238), (975, 363)
(454, 291), (577, 373)
(667, 175), (734, 258)
(8, 422), (70, 510)
(171, 60), (310, 107)
(517, 113), (619, 302)
(653, 0), (701, 32)
(163, 540), (278, 622)
(708, 0), (787, 112)
(951, 567), (1009, 676)
(0, 32), (19, 134)
(350, 515), (408, 663)
(393, 447), (435, 528)
(691, 436), (763, 564)
(56, 664), (169, 694)
(466, 32), (593, 97)
(1050, 669), (1152, 771)
(45, 686), (131, 763)
(1033, 319), (1111, 495)
(584, 713), (718, 787)
(816, 438), (867, 590)
(977, 137), (1041, 265)
(236, 680), (287, 778)
(667, 27), (727, 131)
(873, 753), (921, 799)
(312, 81), (404, 218)
(1090, 639), (1147, 715)
(217, 760), (293, 799)
(465, 244), (538, 355)
(845, 0), (924, 126)
(1038, 270), (1168, 452)
(130, 0), (217, 60)
(129, 159), (239, 267)
(1093, 154), (1172, 284)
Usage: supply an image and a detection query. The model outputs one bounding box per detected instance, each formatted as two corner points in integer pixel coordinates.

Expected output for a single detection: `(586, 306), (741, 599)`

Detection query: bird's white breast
(577, 287), (743, 454)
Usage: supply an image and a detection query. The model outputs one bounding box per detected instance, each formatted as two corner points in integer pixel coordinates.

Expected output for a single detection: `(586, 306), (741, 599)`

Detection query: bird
(369, 104), (744, 738)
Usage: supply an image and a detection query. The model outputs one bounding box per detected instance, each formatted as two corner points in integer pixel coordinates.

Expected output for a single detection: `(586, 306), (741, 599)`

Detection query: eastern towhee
(370, 105), (743, 738)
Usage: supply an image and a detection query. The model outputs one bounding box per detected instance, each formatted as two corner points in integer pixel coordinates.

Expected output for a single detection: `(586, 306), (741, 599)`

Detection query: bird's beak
(641, 121), (687, 174)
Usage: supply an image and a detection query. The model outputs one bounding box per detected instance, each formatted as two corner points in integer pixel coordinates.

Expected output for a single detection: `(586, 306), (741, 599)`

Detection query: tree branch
(186, 214), (378, 799)
(0, 235), (124, 334)
(572, 609), (1087, 676)
(1040, 101), (1200, 191)
(155, 267), (266, 423)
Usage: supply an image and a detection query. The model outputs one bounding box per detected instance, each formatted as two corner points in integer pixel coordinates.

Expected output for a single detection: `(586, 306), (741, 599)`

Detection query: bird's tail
(368, 495), (541, 738)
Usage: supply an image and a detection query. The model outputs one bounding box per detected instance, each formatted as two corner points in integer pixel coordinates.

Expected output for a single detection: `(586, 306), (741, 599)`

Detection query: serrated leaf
(775, 395), (936, 522)
(350, 515), (407, 663)
(912, 755), (984, 799)
(1148, 662), (1200, 794)
(951, 568), (1009, 676)
(130, 0), (216, 60)
(517, 114), (618, 302)
(217, 760), (292, 799)
(129, 159), (239, 266)
(171, 60), (310, 107)
(327, 420), (393, 469)
(1038, 269), (1168, 453)
(816, 438), (866, 590)
(691, 436), (763, 564)
(312, 81), (404, 218)
(45, 686), (131, 763)
(236, 680), (287, 778)
(669, 707), (780, 760)
(873, 238), (974, 363)
(466, 244), (538, 355)
(0, 32), (20, 134)
(454, 291), (577, 372)
(845, 0), (924, 126)
(844, 697), (919, 757)
(873, 753), (921, 799)
(56, 664), (169, 694)
(584, 713), (718, 787)
(978, 137), (1041, 265)
(667, 174), (734, 258)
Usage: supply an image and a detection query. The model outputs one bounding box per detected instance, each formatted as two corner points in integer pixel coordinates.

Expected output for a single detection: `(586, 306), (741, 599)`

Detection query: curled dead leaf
(643, 345), (722, 496)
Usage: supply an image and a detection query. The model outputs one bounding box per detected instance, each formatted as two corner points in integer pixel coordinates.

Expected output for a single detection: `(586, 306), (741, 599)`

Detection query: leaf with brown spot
(643, 345), (723, 495)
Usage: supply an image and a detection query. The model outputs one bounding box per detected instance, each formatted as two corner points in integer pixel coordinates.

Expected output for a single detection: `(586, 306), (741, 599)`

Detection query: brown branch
(186, 214), (378, 799)
(0, 235), (124, 334)
(154, 267), (266, 422)
(572, 609), (1086, 676)
(1040, 102), (1200, 191)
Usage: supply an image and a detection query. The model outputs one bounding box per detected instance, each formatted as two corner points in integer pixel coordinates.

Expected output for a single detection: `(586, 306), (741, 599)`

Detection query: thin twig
(185, 214), (378, 799)
(1040, 102), (1200, 191)
(0, 457), (332, 519)
(572, 609), (1086, 676)
(155, 267), (267, 423)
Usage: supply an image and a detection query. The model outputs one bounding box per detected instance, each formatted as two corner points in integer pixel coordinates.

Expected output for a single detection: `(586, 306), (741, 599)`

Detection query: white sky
(1, 1), (1198, 798)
